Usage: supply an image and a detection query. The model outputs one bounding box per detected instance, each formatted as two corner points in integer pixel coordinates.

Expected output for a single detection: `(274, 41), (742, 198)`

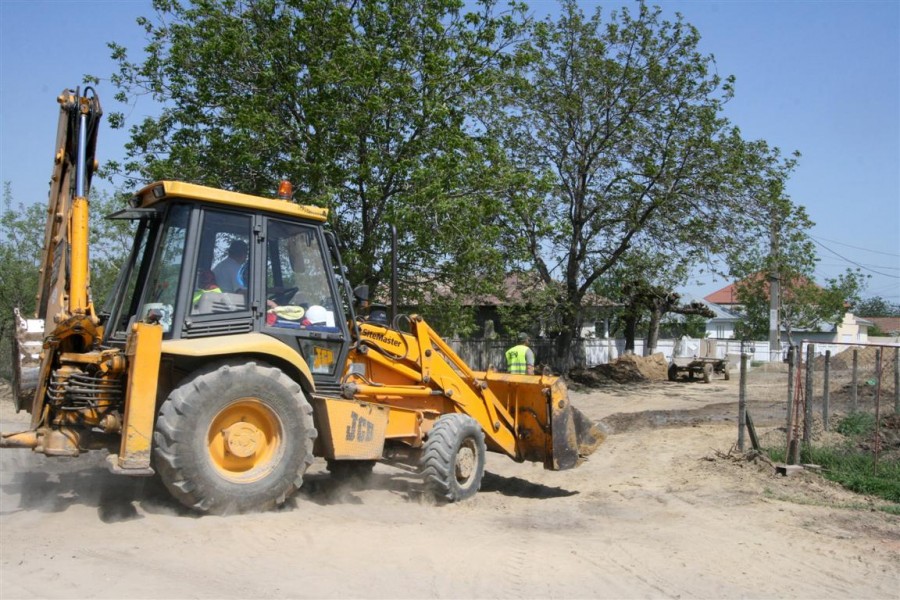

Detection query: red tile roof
(703, 283), (741, 305)
(865, 317), (900, 334)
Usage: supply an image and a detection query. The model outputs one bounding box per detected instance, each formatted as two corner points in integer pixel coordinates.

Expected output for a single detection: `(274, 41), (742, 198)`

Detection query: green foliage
(835, 411), (876, 437)
(765, 413), (900, 507)
(102, 0), (529, 331)
(729, 171), (867, 341)
(800, 445), (900, 504)
(0, 183), (43, 356)
(663, 314), (708, 339)
(854, 296), (900, 318)
(490, 1), (794, 365)
(734, 268), (866, 342)
(0, 183), (131, 379)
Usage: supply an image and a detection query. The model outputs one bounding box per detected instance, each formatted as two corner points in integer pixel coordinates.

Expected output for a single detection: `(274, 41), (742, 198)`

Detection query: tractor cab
(102, 181), (354, 390)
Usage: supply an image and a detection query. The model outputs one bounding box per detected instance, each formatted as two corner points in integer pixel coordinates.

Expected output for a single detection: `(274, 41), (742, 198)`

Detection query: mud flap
(548, 379), (608, 470)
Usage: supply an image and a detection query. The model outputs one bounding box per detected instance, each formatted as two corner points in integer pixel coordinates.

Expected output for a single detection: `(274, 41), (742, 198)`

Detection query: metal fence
(446, 336), (775, 372)
(772, 342), (900, 465)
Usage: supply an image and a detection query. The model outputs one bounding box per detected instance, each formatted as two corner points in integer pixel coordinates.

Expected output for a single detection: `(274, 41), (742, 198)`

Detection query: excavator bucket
(11, 308), (43, 414)
(481, 373), (607, 470)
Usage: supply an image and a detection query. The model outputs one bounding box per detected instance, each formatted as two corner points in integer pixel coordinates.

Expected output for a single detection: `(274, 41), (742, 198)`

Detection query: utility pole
(768, 209), (781, 362)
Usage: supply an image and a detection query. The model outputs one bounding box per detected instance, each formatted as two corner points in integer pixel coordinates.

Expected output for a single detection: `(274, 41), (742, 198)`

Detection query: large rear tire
(420, 414), (486, 502)
(153, 361), (316, 514)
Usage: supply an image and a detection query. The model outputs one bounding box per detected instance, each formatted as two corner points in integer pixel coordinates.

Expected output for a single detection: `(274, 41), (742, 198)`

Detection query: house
(398, 271), (617, 339)
(703, 279), (872, 344)
(687, 294), (742, 339)
(864, 316), (900, 337)
(703, 281), (742, 310)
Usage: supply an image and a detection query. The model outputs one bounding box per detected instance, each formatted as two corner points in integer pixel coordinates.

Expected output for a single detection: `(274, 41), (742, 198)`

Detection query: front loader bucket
(480, 373), (607, 470)
(547, 378), (608, 470)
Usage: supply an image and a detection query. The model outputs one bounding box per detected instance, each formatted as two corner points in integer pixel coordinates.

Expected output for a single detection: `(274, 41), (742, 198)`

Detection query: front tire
(153, 361), (316, 514)
(420, 414), (486, 502)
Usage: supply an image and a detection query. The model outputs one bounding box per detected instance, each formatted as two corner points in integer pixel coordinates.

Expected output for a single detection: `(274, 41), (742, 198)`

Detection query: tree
(0, 183), (43, 373)
(101, 0), (529, 330)
(734, 270), (865, 343)
(855, 296), (900, 318)
(493, 1), (783, 369)
(729, 175), (867, 343)
(0, 184), (131, 380)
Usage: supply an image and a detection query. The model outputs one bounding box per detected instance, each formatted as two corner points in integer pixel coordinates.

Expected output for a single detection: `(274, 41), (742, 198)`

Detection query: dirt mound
(815, 346), (897, 376)
(569, 353), (669, 386)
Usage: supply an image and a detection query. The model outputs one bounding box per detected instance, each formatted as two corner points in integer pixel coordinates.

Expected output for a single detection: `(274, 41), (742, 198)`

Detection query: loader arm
(346, 316), (605, 470)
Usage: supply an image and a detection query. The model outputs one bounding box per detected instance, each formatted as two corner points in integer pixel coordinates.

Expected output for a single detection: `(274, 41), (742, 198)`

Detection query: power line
(817, 261), (900, 271)
(812, 239), (900, 279)
(810, 234), (900, 258)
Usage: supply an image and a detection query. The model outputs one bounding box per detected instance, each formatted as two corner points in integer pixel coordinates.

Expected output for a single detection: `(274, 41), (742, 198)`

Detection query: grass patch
(835, 411), (876, 437)
(764, 412), (900, 510)
(801, 445), (900, 503)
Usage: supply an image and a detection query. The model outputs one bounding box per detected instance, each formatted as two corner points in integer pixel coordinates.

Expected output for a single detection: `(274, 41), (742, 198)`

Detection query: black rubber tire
(667, 364), (679, 382)
(723, 365), (731, 381)
(420, 414), (486, 502)
(153, 361), (316, 515)
(326, 459), (376, 482)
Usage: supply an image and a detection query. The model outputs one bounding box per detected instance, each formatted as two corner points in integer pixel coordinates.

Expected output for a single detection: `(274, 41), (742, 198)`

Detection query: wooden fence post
(738, 353), (747, 452)
(851, 348), (858, 412)
(823, 350), (831, 431)
(894, 347), (899, 415)
(803, 344), (815, 445)
(786, 346), (796, 464)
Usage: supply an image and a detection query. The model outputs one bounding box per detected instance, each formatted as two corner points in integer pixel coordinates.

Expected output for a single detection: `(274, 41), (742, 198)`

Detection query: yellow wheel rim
(207, 398), (284, 483)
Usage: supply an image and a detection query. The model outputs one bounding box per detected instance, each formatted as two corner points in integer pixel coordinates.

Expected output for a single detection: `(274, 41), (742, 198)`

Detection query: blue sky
(1, 0), (898, 303)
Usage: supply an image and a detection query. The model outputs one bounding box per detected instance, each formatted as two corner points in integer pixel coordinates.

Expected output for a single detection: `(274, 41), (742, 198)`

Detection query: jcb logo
(345, 412), (374, 443)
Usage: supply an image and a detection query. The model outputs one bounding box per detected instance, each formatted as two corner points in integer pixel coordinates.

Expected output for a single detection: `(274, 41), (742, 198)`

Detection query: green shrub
(835, 412), (876, 437)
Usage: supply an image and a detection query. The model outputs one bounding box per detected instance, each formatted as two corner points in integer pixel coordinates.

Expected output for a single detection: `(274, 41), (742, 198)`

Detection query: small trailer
(668, 339), (730, 383)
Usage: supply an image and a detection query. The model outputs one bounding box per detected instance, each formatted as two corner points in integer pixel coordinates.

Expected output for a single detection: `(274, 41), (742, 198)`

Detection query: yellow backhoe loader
(2, 89), (604, 514)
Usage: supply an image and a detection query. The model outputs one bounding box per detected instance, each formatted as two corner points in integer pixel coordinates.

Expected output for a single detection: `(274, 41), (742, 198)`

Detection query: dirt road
(1, 375), (897, 599)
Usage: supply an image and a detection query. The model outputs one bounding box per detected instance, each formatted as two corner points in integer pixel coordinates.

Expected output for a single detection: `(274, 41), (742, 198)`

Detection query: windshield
(104, 217), (156, 342)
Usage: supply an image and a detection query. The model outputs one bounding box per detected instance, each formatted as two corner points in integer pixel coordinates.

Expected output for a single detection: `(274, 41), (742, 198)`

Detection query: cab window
(265, 221), (339, 329)
(137, 204), (190, 333)
(265, 220), (343, 375)
(191, 210), (252, 315)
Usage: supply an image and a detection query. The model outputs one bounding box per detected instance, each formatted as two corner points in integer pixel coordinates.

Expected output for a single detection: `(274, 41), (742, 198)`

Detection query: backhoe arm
(36, 88), (102, 329)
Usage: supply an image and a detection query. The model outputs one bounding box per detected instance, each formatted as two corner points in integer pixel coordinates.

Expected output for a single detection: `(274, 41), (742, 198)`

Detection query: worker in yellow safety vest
(192, 270), (222, 306)
(505, 332), (535, 375)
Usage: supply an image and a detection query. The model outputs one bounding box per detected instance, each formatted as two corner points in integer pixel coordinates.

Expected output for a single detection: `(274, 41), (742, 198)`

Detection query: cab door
(259, 217), (350, 391)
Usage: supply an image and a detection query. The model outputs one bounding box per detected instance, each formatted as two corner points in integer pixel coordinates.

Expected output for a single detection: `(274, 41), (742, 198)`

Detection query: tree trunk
(554, 329), (577, 374)
(645, 306), (662, 357)
(623, 313), (638, 354)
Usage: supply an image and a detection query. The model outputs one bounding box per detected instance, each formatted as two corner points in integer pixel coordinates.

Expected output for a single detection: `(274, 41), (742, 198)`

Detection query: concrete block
(775, 464), (804, 477)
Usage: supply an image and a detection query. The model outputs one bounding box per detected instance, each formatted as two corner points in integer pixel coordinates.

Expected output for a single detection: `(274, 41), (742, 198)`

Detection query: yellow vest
(505, 344), (531, 374)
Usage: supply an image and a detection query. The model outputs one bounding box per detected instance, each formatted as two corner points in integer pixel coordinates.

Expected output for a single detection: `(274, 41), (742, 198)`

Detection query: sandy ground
(1, 371), (898, 600)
